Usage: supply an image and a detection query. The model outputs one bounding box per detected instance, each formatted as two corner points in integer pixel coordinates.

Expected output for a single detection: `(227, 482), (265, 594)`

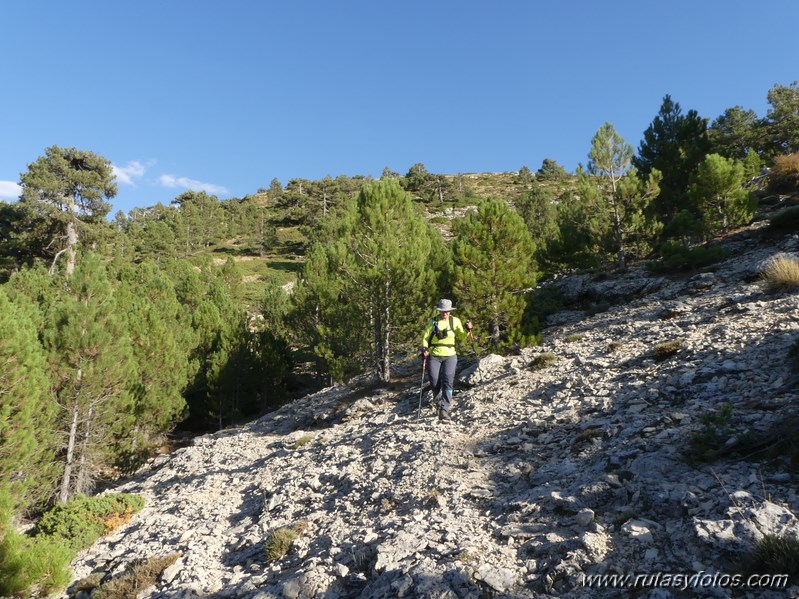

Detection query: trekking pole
(468, 329), (482, 383)
(417, 355), (427, 420)
(468, 328), (479, 359)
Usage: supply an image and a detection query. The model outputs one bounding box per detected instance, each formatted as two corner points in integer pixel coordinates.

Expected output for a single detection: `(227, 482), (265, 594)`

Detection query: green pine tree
(589, 122), (662, 267)
(19, 146), (117, 276)
(114, 262), (190, 467)
(451, 197), (538, 347)
(293, 179), (443, 382)
(687, 154), (757, 237)
(0, 289), (59, 512)
(42, 254), (136, 502)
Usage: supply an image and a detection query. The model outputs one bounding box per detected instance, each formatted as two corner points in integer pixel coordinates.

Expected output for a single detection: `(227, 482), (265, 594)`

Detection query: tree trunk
(491, 298), (501, 347)
(60, 407), (79, 503)
(381, 284), (391, 383)
(76, 405), (94, 495)
(613, 205), (626, 268)
(65, 219), (78, 277)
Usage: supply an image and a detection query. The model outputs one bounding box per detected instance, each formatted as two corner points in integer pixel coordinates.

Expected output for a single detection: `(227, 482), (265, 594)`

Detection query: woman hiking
(421, 299), (473, 421)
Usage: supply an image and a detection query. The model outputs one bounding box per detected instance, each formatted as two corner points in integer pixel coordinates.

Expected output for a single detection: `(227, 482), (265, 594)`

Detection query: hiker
(421, 299), (473, 421)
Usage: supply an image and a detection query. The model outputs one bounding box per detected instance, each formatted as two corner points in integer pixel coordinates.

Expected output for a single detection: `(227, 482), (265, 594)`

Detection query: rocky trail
(66, 225), (799, 598)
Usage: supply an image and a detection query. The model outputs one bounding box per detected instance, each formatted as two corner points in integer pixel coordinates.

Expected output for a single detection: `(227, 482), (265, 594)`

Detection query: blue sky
(1, 1), (797, 215)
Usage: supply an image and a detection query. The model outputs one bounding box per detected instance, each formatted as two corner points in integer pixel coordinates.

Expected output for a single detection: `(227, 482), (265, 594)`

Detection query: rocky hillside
(65, 224), (799, 598)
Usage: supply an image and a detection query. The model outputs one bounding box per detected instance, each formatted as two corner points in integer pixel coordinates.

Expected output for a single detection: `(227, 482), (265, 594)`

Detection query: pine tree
(589, 122), (662, 267)
(514, 185), (559, 264)
(19, 146), (117, 276)
(114, 262), (189, 467)
(551, 170), (613, 268)
(42, 254), (136, 502)
(687, 154), (757, 237)
(290, 243), (361, 383)
(0, 289), (59, 512)
(633, 95), (711, 218)
(766, 81), (799, 156)
(451, 198), (538, 347)
(293, 179), (442, 382)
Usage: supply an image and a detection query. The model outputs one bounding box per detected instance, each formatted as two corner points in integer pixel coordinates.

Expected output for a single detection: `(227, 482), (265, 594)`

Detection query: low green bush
(264, 520), (308, 562)
(0, 525), (72, 597)
(768, 206), (799, 231)
(688, 403), (736, 463)
(529, 352), (557, 371)
(37, 493), (145, 553)
(653, 339), (684, 361)
(647, 241), (730, 273)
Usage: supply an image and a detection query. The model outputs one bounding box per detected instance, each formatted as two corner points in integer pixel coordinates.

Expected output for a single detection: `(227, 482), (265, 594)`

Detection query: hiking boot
(438, 409), (451, 422)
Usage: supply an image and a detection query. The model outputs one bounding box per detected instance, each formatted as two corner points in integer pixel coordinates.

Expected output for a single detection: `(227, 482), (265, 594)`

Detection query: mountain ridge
(64, 221), (799, 599)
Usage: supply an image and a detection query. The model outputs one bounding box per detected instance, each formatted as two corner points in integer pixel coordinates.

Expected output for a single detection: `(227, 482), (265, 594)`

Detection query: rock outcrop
(66, 227), (799, 598)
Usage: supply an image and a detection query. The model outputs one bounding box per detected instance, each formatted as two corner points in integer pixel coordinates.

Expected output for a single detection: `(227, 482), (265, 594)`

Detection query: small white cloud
(112, 160), (147, 185)
(0, 180), (22, 199)
(158, 174), (228, 195)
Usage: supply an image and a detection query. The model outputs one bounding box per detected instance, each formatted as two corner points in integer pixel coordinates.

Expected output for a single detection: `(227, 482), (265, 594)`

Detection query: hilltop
(63, 221), (799, 598)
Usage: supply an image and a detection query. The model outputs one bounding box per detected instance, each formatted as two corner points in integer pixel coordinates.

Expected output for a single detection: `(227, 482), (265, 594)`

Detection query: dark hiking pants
(428, 354), (457, 414)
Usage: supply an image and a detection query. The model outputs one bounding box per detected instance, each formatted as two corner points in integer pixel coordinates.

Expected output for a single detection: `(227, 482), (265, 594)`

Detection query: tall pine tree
(452, 198), (538, 347)
(19, 146), (117, 276)
(589, 123), (662, 267)
(294, 179), (444, 382)
(633, 95), (711, 219)
(0, 289), (59, 512)
(43, 254), (136, 502)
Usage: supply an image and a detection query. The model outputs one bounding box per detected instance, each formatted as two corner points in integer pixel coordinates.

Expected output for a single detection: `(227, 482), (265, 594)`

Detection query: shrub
(565, 333), (584, 343)
(688, 403), (736, 462)
(761, 254), (799, 292)
(529, 352), (557, 371)
(647, 241), (730, 273)
(93, 553), (181, 599)
(293, 434), (313, 449)
(264, 521), (307, 562)
(36, 493), (145, 553)
(0, 527), (73, 597)
(742, 534), (799, 584)
(653, 339), (684, 361)
(607, 341), (624, 353)
(768, 153), (799, 194)
(521, 286), (564, 333)
(768, 206), (799, 231)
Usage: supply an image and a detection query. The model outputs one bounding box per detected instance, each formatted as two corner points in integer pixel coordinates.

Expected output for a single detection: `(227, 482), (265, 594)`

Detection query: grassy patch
(565, 333), (585, 343)
(454, 550), (478, 563)
(761, 254), (799, 292)
(264, 521), (308, 562)
(741, 534), (799, 585)
(606, 341), (624, 353)
(653, 339), (684, 361)
(529, 352), (557, 371)
(90, 553), (181, 599)
(293, 434), (313, 449)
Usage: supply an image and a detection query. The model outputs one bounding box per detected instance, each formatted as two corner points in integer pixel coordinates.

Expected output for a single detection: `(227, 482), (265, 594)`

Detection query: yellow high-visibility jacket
(422, 315), (468, 357)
